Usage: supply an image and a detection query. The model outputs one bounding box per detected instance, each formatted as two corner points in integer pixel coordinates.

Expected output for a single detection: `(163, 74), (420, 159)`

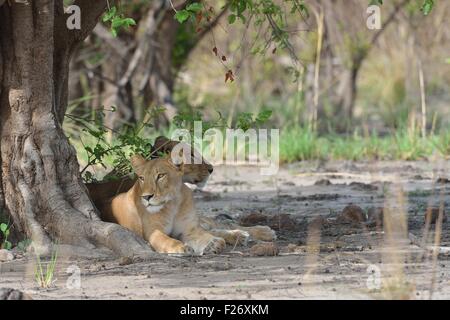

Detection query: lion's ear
(151, 136), (180, 158)
(151, 136), (171, 155)
(166, 147), (184, 173)
(154, 136), (170, 147)
(130, 154), (146, 173)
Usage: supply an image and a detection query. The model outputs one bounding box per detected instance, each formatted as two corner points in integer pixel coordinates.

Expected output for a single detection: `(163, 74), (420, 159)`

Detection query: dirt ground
(1, 160), (449, 299)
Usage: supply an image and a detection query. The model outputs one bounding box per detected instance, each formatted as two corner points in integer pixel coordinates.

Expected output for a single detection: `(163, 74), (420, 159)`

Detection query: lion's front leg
(148, 229), (193, 254)
(174, 201), (226, 255)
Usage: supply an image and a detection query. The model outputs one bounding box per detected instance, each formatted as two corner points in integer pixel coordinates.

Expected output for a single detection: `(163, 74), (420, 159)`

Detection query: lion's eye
(139, 176), (145, 182)
(157, 173), (166, 180)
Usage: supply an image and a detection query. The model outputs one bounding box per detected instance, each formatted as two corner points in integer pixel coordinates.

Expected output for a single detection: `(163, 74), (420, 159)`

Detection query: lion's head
(151, 136), (213, 188)
(130, 155), (183, 212)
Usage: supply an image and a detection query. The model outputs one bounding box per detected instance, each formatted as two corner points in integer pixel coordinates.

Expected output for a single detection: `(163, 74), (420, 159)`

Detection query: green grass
(35, 246), (58, 288)
(280, 126), (326, 161)
(280, 126), (450, 163)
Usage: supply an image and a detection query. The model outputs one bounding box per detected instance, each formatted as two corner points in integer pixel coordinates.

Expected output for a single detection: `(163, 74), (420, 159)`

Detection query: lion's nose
(142, 194), (154, 202)
(208, 166), (213, 174)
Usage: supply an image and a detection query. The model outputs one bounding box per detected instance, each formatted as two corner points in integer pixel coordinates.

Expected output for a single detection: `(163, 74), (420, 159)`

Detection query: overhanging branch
(68, 0), (117, 49)
(182, 2), (230, 63)
(370, 0), (410, 46)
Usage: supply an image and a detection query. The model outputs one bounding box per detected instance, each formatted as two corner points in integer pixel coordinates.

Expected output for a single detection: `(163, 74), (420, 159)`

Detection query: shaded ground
(1, 160), (449, 299)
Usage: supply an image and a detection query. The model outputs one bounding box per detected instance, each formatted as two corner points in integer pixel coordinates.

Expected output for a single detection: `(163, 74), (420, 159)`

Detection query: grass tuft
(34, 246), (58, 289)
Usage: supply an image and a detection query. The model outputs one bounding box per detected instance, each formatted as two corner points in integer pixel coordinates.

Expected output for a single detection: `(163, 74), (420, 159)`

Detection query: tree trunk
(102, 51), (137, 129)
(333, 64), (360, 128)
(320, 0), (363, 131)
(0, 0), (155, 258)
(146, 8), (179, 122)
(0, 166), (5, 220)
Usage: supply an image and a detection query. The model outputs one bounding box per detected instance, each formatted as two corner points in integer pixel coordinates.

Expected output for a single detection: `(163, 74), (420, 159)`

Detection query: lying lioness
(102, 155), (243, 254)
(87, 136), (276, 252)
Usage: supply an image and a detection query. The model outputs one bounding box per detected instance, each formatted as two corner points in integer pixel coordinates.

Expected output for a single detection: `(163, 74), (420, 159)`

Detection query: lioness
(102, 155), (238, 254)
(86, 136), (213, 209)
(87, 136), (276, 248)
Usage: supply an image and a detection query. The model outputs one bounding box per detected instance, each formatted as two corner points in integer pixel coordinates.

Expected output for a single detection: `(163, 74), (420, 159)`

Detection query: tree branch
(118, 0), (168, 88)
(266, 13), (301, 68)
(370, 0), (409, 46)
(182, 2), (230, 63)
(93, 23), (131, 59)
(68, 0), (116, 49)
(352, 0), (409, 67)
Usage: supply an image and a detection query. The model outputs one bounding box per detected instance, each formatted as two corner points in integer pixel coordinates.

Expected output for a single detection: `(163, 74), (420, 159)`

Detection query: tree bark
(0, 0), (156, 257)
(0, 28), (3, 219)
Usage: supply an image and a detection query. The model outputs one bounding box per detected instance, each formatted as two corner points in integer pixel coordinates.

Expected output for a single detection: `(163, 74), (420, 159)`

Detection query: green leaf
(102, 6), (117, 22)
(421, 0), (434, 15)
(0, 223), (7, 233)
(228, 14), (236, 24)
(298, 3), (309, 17)
(5, 241), (12, 250)
(111, 17), (136, 29)
(103, 6), (136, 37)
(122, 18), (136, 27)
(236, 0), (247, 15)
(111, 17), (125, 30)
(446, 58), (450, 64)
(112, 17), (136, 29)
(236, 112), (254, 131)
(237, 13), (246, 24)
(186, 3), (203, 13)
(256, 109), (273, 124)
(174, 10), (191, 23)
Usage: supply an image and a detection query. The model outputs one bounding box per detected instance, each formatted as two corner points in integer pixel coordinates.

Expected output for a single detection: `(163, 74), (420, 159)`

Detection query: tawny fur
(101, 156), (232, 254)
(86, 136), (212, 210)
(200, 216), (276, 244)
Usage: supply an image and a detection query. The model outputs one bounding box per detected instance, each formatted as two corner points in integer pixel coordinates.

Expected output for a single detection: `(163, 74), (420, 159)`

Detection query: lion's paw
(183, 244), (195, 255)
(203, 237), (226, 255)
(249, 226), (277, 242)
(168, 243), (195, 256)
(227, 230), (250, 246)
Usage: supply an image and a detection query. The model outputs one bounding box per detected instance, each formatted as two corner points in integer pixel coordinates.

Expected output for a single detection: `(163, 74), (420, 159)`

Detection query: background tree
(308, 0), (409, 131)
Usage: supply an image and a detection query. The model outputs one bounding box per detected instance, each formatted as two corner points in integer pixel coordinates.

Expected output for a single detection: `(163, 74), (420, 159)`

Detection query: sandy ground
(1, 160), (449, 299)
